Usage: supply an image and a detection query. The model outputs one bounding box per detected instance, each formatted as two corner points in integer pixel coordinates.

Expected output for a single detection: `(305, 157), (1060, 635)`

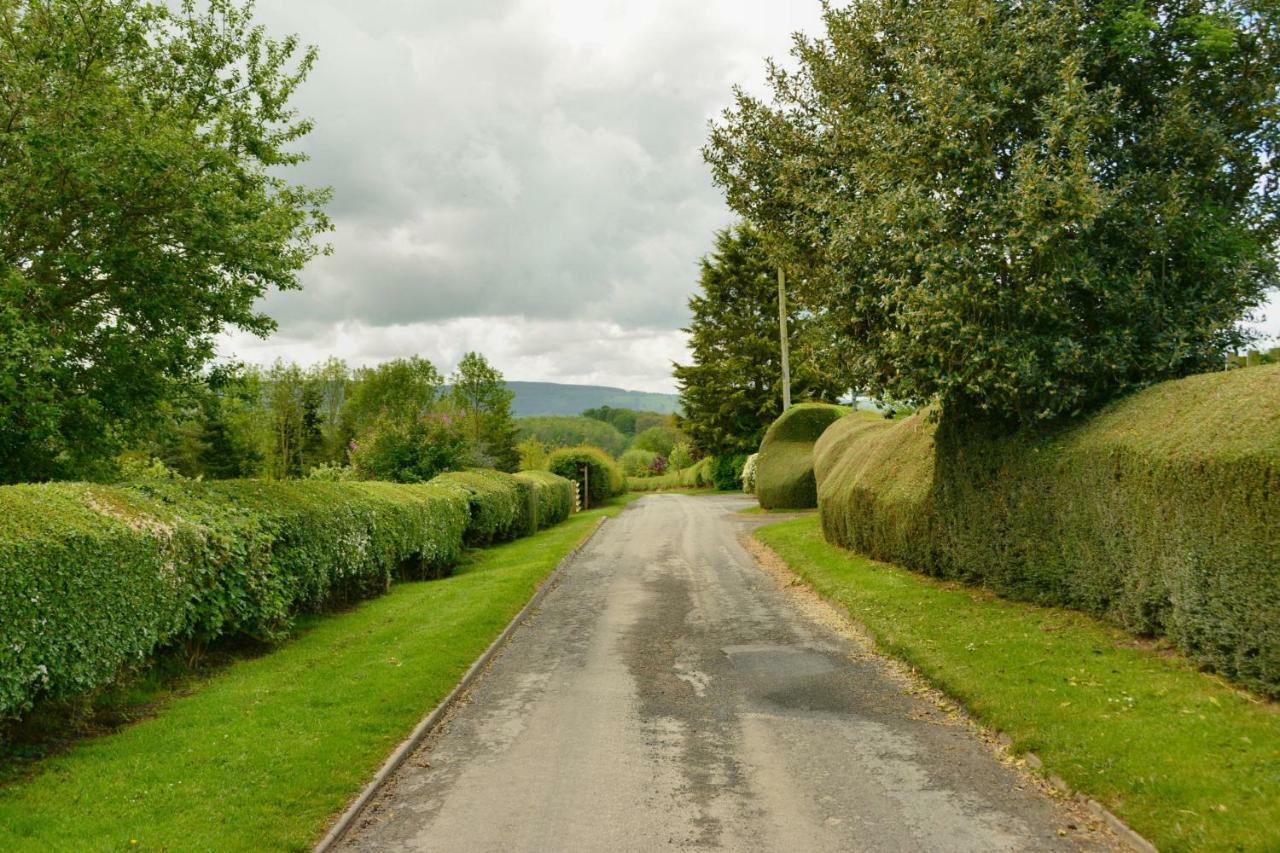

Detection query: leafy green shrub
(619, 448), (658, 477)
(429, 470), (528, 546)
(631, 426), (677, 458)
(669, 442), (694, 471)
(0, 480), (470, 720)
(677, 457), (715, 488)
(626, 471), (681, 492)
(755, 403), (849, 509)
(517, 416), (629, 457)
(350, 413), (470, 483)
(710, 454), (748, 491)
(548, 446), (625, 507)
(305, 463), (356, 481)
(513, 470), (574, 531)
(814, 366), (1280, 697)
(741, 453), (758, 495)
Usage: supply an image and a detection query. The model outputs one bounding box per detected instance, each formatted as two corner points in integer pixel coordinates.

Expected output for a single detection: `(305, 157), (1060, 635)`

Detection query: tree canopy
(0, 0), (331, 481)
(674, 225), (845, 456)
(448, 352), (519, 472)
(706, 0), (1280, 426)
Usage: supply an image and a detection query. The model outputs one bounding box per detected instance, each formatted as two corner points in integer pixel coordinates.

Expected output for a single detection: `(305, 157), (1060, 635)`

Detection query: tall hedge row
(430, 470), (529, 546)
(754, 403), (849, 509)
(0, 470), (575, 720)
(814, 366), (1280, 696)
(515, 470), (574, 531)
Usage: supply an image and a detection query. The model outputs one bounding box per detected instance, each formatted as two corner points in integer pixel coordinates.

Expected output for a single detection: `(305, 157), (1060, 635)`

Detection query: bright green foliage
(755, 403), (850, 509)
(513, 470), (574, 532)
(349, 413), (470, 483)
(264, 361), (326, 479)
(516, 438), (549, 471)
(814, 365), (1280, 696)
(758, 517), (1280, 852)
(429, 470), (532, 547)
(448, 353), (520, 472)
(631, 425), (678, 458)
(674, 225), (845, 456)
(581, 405), (639, 436)
(707, 0), (1280, 426)
(547, 446), (626, 507)
(517, 416), (630, 457)
(0, 1), (331, 482)
(0, 499), (630, 851)
(0, 480), (470, 720)
(619, 448), (659, 477)
(625, 471), (680, 492)
(668, 442), (694, 472)
(680, 457), (716, 488)
(343, 357), (442, 437)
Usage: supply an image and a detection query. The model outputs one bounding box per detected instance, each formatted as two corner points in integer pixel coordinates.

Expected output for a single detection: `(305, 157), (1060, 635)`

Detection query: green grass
(756, 516), (1279, 853)
(736, 505), (815, 515)
(0, 497), (635, 852)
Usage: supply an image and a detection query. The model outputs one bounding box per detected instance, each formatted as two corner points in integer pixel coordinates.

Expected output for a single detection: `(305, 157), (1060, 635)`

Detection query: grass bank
(0, 497), (634, 851)
(756, 516), (1279, 852)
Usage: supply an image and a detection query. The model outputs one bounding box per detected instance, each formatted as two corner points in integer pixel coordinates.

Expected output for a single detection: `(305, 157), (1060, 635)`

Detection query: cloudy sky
(215, 0), (829, 392)
(217, 0), (1279, 393)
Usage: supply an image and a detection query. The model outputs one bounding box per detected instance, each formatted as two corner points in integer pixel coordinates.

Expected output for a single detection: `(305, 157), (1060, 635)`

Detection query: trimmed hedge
(0, 480), (470, 720)
(547, 446), (626, 507)
(429, 470), (544, 546)
(755, 403), (850, 509)
(514, 470), (574, 532)
(678, 457), (715, 488)
(814, 366), (1280, 696)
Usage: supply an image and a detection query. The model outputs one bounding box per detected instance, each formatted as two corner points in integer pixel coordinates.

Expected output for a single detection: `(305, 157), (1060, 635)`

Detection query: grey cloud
(246, 1), (827, 339)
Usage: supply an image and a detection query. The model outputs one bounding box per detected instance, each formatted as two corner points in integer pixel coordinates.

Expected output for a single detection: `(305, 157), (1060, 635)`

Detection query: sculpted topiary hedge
(755, 403), (850, 509)
(814, 366), (1280, 696)
(547, 446), (625, 507)
(0, 480), (471, 720)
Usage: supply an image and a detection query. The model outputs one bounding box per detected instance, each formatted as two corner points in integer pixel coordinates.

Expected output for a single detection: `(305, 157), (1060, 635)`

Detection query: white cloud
(218, 317), (690, 393)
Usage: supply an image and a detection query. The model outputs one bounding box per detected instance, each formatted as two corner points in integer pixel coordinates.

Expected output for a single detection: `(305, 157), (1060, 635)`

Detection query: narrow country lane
(341, 494), (1111, 852)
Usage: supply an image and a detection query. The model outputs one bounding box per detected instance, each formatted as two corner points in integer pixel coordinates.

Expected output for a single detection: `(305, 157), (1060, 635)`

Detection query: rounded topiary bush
(547, 445), (625, 508)
(755, 403), (847, 509)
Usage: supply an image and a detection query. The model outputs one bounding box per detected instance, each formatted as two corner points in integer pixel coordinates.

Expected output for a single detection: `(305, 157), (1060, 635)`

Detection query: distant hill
(505, 381), (680, 417)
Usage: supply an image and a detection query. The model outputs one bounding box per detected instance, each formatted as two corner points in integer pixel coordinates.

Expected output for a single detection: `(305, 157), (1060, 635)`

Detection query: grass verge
(0, 497), (635, 852)
(736, 505), (815, 516)
(755, 516), (1278, 852)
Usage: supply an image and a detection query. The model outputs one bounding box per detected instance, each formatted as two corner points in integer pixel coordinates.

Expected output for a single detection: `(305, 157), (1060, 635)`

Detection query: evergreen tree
(674, 225), (844, 456)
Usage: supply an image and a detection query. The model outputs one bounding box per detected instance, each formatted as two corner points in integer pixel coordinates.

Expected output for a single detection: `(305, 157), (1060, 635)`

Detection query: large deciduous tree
(706, 0), (1280, 426)
(674, 225), (845, 456)
(0, 0), (331, 482)
(449, 352), (520, 472)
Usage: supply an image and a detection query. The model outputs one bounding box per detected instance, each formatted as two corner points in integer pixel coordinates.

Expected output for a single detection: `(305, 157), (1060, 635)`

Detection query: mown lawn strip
(0, 498), (633, 852)
(755, 516), (1279, 853)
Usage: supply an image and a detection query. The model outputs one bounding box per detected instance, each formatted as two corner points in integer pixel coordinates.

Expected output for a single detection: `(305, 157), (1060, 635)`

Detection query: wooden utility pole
(778, 267), (792, 411)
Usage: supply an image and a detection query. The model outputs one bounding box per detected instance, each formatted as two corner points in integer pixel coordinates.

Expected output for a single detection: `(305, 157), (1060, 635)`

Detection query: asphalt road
(341, 494), (1111, 852)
